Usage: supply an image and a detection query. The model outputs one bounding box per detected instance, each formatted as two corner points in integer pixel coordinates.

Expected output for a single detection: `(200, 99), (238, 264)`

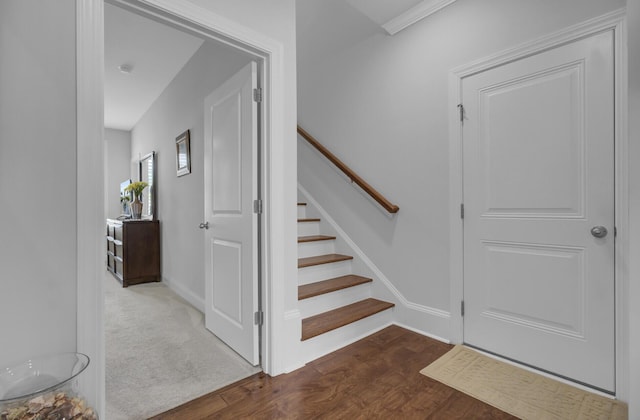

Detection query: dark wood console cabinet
(106, 219), (160, 287)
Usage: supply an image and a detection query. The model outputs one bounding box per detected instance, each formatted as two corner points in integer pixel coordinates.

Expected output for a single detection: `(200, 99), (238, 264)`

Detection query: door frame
(76, 0), (292, 415)
(448, 9), (628, 399)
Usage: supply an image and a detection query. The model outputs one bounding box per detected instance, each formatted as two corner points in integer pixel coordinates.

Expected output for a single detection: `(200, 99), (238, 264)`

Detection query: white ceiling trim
(382, 0), (458, 35)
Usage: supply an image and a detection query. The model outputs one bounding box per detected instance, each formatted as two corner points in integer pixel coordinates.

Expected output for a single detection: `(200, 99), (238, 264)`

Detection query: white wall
(104, 128), (131, 218)
(0, 0), (77, 364)
(131, 41), (251, 308)
(297, 0), (625, 332)
(626, 0), (640, 416)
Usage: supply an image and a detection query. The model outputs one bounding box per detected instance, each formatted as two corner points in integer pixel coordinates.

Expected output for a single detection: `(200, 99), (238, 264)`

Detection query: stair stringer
(298, 184), (451, 343)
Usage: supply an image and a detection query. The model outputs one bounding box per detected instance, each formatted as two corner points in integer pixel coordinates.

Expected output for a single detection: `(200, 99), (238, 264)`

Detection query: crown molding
(382, 0), (457, 35)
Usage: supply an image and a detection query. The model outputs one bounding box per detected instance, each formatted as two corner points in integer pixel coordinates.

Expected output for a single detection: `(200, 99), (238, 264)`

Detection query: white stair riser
(297, 221), (320, 236)
(297, 240), (335, 258)
(299, 283), (372, 318)
(299, 309), (394, 364)
(298, 260), (352, 285)
(297, 205), (307, 219)
(296, 189), (398, 368)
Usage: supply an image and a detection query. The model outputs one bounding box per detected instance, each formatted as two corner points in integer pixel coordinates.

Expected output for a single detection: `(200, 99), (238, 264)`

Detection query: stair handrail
(297, 125), (400, 214)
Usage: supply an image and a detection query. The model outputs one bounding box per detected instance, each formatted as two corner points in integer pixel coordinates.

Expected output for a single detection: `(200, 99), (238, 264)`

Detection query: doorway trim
(448, 8), (628, 400)
(77, 0), (292, 415)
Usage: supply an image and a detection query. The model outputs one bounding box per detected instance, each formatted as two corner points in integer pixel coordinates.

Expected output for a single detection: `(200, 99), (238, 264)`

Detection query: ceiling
(104, 4), (204, 131)
(104, 0), (455, 131)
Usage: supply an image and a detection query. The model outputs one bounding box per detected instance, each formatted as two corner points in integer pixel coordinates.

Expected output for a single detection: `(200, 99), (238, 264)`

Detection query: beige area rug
(420, 345), (627, 420)
(105, 276), (260, 420)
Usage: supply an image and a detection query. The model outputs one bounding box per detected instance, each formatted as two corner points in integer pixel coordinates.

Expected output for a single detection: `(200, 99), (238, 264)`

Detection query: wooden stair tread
(301, 298), (394, 341)
(298, 235), (336, 243)
(298, 253), (353, 268)
(298, 218), (320, 223)
(298, 275), (372, 300)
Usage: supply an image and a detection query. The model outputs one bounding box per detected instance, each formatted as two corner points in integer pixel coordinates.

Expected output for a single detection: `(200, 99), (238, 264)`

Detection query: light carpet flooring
(105, 276), (260, 419)
(421, 345), (627, 420)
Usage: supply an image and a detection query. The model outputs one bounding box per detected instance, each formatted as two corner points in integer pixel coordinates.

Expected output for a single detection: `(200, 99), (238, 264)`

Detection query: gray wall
(0, 0), (77, 364)
(627, 0), (640, 415)
(297, 0), (625, 324)
(105, 128), (132, 218)
(131, 41), (251, 308)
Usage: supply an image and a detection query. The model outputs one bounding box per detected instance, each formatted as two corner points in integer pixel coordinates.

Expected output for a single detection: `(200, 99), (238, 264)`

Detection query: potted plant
(124, 181), (148, 219)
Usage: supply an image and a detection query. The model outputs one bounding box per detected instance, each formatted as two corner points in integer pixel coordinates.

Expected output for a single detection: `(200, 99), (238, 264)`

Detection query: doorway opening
(102, 2), (266, 417)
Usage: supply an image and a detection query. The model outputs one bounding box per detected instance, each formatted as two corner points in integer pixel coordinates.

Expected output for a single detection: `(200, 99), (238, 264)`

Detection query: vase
(0, 353), (98, 419)
(130, 198), (143, 219)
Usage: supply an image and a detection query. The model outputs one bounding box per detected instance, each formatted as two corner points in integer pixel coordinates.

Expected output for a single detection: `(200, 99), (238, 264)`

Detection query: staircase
(297, 202), (395, 362)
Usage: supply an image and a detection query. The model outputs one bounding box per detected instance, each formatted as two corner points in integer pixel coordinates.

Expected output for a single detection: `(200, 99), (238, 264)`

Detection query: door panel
(481, 64), (584, 217)
(482, 241), (585, 337)
(204, 62), (259, 365)
(212, 92), (242, 214)
(212, 239), (243, 326)
(463, 31), (614, 391)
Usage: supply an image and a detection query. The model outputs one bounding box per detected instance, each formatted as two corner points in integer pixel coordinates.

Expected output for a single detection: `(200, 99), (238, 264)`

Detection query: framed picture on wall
(175, 129), (191, 177)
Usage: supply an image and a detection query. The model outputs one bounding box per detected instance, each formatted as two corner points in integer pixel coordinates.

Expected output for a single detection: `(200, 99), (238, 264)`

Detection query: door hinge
(614, 226), (617, 237)
(254, 311), (264, 326)
(253, 199), (263, 214)
(461, 301), (465, 317)
(253, 88), (263, 103)
(457, 103), (465, 123)
(460, 203), (464, 219)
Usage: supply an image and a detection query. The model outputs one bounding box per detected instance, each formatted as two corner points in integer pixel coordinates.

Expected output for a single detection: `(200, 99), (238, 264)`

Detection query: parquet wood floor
(150, 325), (516, 419)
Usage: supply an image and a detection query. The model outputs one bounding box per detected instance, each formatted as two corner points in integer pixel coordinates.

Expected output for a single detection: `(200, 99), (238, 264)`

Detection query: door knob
(591, 226), (607, 238)
(199, 222), (209, 230)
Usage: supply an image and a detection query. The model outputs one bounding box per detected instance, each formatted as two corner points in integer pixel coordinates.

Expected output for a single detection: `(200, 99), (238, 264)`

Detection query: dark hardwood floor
(151, 325), (516, 419)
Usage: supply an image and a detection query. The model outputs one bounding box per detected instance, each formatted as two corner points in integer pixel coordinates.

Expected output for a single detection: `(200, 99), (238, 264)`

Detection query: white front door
(204, 62), (259, 365)
(462, 31), (615, 392)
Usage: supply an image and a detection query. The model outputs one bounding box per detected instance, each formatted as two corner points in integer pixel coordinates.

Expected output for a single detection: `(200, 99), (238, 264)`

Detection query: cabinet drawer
(106, 238), (115, 254)
(114, 258), (123, 277)
(113, 225), (123, 242)
(114, 242), (123, 258)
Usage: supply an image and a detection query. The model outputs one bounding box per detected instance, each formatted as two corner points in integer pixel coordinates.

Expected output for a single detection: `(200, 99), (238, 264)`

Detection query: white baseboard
(393, 321), (451, 344)
(162, 277), (205, 313)
(282, 309), (305, 373)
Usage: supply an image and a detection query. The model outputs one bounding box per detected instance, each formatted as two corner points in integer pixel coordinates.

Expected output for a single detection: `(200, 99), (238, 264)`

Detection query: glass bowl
(0, 353), (97, 419)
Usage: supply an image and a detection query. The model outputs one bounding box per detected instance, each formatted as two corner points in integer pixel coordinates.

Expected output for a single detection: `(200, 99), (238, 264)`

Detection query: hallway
(104, 276), (260, 419)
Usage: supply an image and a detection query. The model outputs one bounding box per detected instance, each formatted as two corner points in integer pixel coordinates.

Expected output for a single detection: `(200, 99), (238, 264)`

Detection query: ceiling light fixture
(118, 64), (134, 74)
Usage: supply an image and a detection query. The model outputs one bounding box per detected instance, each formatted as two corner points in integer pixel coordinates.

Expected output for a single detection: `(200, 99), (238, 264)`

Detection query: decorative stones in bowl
(0, 353), (97, 420)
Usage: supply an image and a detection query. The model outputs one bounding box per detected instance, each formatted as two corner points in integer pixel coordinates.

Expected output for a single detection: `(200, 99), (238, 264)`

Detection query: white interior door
(204, 62), (259, 365)
(462, 31), (615, 392)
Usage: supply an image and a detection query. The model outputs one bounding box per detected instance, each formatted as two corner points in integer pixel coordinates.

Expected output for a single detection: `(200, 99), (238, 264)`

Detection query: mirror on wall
(139, 151), (156, 220)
